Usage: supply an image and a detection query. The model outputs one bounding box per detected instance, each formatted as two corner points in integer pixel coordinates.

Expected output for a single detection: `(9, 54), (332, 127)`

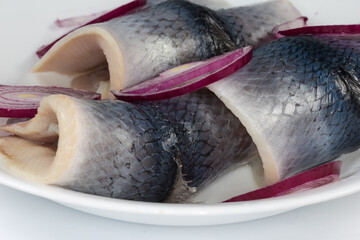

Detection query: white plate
(0, 0), (360, 226)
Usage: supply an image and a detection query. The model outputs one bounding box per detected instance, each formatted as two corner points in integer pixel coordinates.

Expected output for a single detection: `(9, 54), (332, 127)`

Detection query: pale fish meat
(31, 0), (300, 94)
(209, 34), (360, 185)
(0, 89), (256, 202)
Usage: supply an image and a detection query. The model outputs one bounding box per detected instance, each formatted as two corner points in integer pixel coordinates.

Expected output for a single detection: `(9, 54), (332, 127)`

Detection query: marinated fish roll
(32, 0), (300, 95)
(209, 34), (360, 185)
(0, 95), (178, 202)
(32, 0), (236, 92)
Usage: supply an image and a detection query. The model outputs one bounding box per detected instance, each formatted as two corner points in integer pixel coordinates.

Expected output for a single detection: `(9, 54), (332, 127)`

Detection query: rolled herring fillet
(0, 95), (178, 202)
(209, 33), (360, 185)
(31, 0), (301, 94)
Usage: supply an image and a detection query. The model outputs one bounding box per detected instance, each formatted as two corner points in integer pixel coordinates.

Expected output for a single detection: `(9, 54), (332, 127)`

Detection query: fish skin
(153, 89), (257, 190)
(209, 35), (360, 184)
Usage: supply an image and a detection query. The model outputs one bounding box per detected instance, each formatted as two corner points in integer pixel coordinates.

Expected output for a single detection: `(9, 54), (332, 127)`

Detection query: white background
(0, 0), (360, 239)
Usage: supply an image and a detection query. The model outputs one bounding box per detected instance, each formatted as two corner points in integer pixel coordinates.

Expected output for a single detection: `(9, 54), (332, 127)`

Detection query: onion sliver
(36, 0), (147, 58)
(223, 161), (342, 202)
(0, 85), (100, 118)
(271, 16), (308, 36)
(275, 24), (360, 38)
(54, 11), (108, 28)
(113, 46), (253, 101)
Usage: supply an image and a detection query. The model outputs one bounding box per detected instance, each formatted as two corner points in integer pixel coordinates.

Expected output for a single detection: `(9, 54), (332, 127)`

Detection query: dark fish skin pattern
(153, 89), (256, 189)
(220, 35), (360, 180)
(117, 0), (236, 65)
(142, 0), (237, 57)
(152, 0), (237, 56)
(62, 99), (179, 202)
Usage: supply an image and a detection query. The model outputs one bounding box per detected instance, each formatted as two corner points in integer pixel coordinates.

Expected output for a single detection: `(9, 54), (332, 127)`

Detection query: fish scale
(209, 35), (360, 184)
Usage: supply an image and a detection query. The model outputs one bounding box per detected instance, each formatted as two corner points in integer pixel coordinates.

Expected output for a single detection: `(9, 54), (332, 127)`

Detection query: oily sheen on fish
(209, 35), (360, 185)
(0, 90), (255, 202)
(32, 0), (300, 93)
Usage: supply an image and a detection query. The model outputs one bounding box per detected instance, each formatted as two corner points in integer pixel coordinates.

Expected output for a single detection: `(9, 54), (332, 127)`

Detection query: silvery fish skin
(0, 90), (255, 202)
(32, 0), (300, 93)
(209, 35), (360, 185)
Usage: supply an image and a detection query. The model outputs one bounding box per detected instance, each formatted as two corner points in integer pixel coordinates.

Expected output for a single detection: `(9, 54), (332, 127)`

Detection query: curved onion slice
(275, 24), (360, 38)
(54, 11), (108, 28)
(36, 0), (147, 58)
(223, 161), (342, 203)
(0, 85), (101, 118)
(271, 16), (308, 35)
(113, 46), (253, 102)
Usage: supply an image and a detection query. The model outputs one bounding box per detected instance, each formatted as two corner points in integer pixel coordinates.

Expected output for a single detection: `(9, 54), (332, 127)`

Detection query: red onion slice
(223, 161), (342, 203)
(36, 0), (147, 58)
(0, 85), (101, 118)
(113, 46), (253, 101)
(276, 24), (360, 38)
(271, 16), (308, 36)
(54, 11), (108, 28)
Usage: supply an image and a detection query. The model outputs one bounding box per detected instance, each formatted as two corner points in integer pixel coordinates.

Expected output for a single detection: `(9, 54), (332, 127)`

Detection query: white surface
(1, 0), (360, 237)
(1, 152), (360, 226)
(1, 183), (360, 240)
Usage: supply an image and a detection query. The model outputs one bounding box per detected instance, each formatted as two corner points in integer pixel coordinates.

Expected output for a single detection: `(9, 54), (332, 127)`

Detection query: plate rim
(0, 166), (359, 225)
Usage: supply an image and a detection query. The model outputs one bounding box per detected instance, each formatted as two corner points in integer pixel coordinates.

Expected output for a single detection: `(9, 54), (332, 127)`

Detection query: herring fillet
(31, 0), (300, 93)
(32, 0), (237, 91)
(0, 95), (178, 202)
(209, 35), (360, 185)
(0, 90), (256, 202)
